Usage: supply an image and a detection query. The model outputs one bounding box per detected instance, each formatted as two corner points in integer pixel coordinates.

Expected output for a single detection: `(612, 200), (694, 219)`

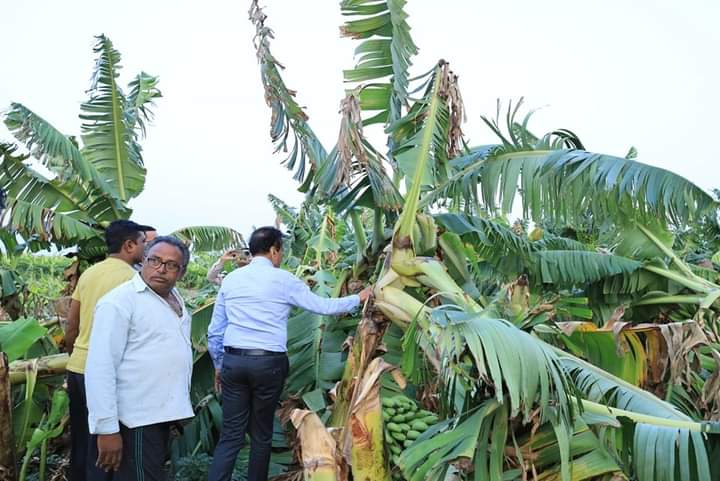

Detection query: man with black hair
(133, 227), (157, 271)
(85, 236), (194, 480)
(144, 228), (158, 243)
(207, 226), (372, 481)
(65, 220), (153, 481)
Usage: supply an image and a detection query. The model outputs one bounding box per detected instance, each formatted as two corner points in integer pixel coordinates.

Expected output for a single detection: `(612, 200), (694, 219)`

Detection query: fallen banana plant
(291, 409), (346, 481)
(8, 354), (68, 385)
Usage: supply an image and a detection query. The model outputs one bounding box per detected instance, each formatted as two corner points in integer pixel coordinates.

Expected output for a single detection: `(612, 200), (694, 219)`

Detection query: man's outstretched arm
(286, 274), (371, 315)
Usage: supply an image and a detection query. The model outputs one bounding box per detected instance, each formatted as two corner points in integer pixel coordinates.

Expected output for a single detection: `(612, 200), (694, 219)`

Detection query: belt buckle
(246, 349), (268, 356)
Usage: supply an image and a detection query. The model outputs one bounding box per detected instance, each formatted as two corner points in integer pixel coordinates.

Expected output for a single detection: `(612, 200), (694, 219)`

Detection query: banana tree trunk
(330, 314), (389, 427)
(341, 358), (405, 481)
(9, 354), (68, 385)
(0, 353), (17, 481)
(0, 319), (60, 328)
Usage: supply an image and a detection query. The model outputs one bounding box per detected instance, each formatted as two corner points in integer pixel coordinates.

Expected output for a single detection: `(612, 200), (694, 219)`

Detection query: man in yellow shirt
(65, 220), (154, 481)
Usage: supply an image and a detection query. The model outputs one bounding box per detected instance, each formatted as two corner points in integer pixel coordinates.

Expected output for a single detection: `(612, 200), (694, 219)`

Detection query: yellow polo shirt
(67, 257), (136, 374)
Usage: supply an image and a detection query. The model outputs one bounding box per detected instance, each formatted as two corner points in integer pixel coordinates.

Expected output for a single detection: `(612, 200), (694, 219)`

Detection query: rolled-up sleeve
(85, 301), (130, 434)
(207, 290), (228, 369)
(285, 274), (360, 315)
(207, 259), (225, 286)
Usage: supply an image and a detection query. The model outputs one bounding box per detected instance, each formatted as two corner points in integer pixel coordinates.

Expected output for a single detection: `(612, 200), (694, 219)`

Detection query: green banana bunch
(381, 394), (439, 480)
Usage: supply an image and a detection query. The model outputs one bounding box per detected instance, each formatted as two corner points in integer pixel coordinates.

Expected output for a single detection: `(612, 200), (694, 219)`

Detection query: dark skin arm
(97, 433), (123, 472)
(215, 369), (222, 394)
(65, 299), (81, 354)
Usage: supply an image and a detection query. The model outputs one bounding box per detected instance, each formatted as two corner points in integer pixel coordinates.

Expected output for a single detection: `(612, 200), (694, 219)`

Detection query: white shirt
(207, 257), (360, 368)
(85, 273), (194, 434)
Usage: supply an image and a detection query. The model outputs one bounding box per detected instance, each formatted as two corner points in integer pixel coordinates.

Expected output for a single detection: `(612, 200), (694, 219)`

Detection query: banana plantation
(2, 1), (720, 481)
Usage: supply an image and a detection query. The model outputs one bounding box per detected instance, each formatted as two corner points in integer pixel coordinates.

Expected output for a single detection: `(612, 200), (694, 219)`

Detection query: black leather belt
(224, 347), (285, 357)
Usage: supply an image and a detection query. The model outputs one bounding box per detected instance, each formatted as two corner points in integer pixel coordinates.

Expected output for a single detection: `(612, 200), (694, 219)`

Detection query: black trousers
(68, 371), (109, 481)
(68, 372), (170, 481)
(208, 352), (288, 481)
(89, 423), (170, 481)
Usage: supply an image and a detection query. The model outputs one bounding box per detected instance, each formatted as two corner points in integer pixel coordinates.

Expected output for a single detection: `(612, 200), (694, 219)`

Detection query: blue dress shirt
(207, 256), (360, 369)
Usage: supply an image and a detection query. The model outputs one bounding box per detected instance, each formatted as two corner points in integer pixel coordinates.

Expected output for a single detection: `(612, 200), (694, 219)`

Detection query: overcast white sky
(2, 0), (719, 237)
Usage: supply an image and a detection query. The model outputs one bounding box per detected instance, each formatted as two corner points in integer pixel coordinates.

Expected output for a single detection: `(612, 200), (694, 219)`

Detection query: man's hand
(96, 433), (123, 472)
(214, 369), (222, 394)
(358, 287), (373, 303)
(220, 250), (238, 262)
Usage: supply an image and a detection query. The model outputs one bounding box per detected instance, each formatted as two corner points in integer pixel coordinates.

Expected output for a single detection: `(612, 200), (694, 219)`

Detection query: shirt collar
(131, 272), (180, 297)
(131, 272), (149, 292)
(105, 256), (131, 267)
(251, 256), (274, 267)
(131, 272), (187, 316)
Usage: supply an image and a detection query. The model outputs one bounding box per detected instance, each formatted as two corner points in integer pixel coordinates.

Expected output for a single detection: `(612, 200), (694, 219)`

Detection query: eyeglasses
(145, 256), (182, 273)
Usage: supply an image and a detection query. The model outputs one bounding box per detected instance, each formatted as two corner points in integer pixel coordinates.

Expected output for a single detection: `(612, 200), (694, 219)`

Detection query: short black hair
(248, 226), (284, 256)
(144, 236), (190, 271)
(105, 220), (154, 254)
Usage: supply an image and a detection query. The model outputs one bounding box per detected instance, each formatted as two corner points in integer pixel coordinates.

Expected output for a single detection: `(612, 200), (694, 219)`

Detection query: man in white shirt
(207, 227), (371, 481)
(85, 236), (194, 481)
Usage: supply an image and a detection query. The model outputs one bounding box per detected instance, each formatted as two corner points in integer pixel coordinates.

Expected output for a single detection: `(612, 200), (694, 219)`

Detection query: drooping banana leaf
(249, 0), (327, 185)
(80, 35), (147, 202)
(171, 226), (246, 253)
(423, 103), (717, 226)
(340, 0), (418, 126)
(0, 318), (47, 362)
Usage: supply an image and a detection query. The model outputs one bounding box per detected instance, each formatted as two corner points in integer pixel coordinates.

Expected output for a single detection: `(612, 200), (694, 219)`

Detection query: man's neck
(108, 253), (134, 265)
(139, 273), (173, 299)
(257, 254), (275, 266)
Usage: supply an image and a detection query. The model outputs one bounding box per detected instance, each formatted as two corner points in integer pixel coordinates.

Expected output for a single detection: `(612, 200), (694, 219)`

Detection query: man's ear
(121, 239), (134, 253)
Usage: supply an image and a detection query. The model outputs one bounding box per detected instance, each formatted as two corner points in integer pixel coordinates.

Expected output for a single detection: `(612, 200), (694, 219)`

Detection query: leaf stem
(581, 399), (720, 433)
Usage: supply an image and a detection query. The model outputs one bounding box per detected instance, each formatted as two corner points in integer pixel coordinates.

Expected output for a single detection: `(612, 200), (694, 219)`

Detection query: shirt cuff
(89, 415), (119, 435)
(213, 356), (223, 370)
(210, 350), (224, 370)
(351, 294), (361, 311)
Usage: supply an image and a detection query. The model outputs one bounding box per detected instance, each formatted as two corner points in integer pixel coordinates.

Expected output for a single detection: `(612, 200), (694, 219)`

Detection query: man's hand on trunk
(358, 286), (373, 303)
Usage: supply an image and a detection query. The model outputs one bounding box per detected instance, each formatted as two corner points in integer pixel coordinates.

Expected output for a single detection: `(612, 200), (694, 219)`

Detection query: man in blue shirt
(207, 226), (371, 481)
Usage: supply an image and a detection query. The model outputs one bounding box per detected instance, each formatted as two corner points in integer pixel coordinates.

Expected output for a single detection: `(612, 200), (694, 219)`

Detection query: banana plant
(421, 100), (718, 227)
(18, 389), (68, 481)
(248, 1), (720, 481)
(1, 36), (243, 258)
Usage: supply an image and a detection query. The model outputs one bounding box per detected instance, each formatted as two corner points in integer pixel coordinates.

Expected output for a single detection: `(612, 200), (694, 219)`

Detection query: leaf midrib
(105, 40), (126, 201)
(397, 65), (443, 238)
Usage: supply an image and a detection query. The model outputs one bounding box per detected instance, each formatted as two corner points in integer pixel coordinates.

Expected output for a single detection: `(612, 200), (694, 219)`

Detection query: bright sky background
(2, 0), (719, 238)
